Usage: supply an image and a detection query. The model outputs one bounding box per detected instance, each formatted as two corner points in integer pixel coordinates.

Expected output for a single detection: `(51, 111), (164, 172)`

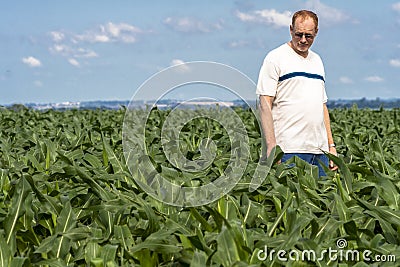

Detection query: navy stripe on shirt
(278, 72), (325, 82)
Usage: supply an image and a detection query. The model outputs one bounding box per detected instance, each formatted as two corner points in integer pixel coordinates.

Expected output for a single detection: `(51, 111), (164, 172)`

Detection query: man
(256, 10), (337, 177)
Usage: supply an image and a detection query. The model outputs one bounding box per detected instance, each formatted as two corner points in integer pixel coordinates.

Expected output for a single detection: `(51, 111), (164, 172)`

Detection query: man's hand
(266, 144), (281, 164)
(329, 146), (338, 171)
(259, 95), (279, 164)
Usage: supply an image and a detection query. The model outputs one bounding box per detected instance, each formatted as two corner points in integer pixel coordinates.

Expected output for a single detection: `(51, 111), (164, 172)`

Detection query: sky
(1, 0), (400, 105)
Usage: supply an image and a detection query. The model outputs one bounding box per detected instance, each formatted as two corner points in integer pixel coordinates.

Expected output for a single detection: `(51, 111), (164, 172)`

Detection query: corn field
(0, 106), (399, 266)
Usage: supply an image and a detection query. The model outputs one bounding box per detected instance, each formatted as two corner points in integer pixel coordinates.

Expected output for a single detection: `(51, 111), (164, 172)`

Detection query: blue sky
(1, 0), (400, 104)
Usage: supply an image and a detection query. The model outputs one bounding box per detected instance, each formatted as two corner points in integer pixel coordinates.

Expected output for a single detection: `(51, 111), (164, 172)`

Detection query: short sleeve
(256, 59), (280, 96)
(322, 86), (328, 103)
(321, 68), (328, 103)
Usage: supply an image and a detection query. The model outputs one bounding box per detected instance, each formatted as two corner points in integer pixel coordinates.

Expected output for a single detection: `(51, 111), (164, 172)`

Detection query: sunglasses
(293, 32), (315, 40)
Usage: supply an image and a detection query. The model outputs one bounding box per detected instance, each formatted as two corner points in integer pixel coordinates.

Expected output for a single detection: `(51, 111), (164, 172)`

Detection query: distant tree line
(2, 98), (400, 110)
(327, 98), (400, 109)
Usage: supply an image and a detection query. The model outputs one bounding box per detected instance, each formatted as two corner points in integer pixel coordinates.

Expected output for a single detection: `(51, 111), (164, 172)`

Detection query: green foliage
(0, 107), (399, 266)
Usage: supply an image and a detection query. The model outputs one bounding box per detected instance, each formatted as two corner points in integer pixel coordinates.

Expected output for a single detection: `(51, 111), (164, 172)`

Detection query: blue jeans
(281, 153), (329, 177)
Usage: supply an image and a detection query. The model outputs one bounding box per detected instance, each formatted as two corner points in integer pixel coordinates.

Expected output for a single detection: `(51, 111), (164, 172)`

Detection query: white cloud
(48, 21), (143, 67)
(34, 80), (43, 87)
(94, 35), (110, 43)
(339, 76), (353, 84)
(22, 56), (42, 67)
(68, 58), (80, 67)
(75, 48), (98, 58)
(236, 9), (291, 27)
(389, 59), (400, 67)
(75, 33), (109, 43)
(49, 31), (65, 42)
(229, 40), (250, 49)
(171, 59), (185, 65)
(51, 44), (66, 53)
(49, 44), (98, 58)
(104, 22), (141, 37)
(305, 0), (350, 24)
(75, 22), (142, 43)
(365, 76), (384, 82)
(163, 17), (222, 33)
(393, 2), (400, 13)
(170, 59), (191, 73)
(226, 39), (265, 50)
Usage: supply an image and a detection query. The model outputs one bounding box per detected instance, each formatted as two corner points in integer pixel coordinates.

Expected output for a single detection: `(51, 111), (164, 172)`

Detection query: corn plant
(0, 107), (399, 266)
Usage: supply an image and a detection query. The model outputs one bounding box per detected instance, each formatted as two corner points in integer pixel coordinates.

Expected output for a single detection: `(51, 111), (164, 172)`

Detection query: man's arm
(323, 103), (338, 169)
(259, 95), (276, 158)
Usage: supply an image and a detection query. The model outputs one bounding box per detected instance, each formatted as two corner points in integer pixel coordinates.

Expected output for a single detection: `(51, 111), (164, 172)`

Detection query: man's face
(290, 17), (318, 57)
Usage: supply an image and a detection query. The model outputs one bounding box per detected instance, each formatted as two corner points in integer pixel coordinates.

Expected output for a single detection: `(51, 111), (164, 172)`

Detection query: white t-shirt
(256, 43), (329, 154)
